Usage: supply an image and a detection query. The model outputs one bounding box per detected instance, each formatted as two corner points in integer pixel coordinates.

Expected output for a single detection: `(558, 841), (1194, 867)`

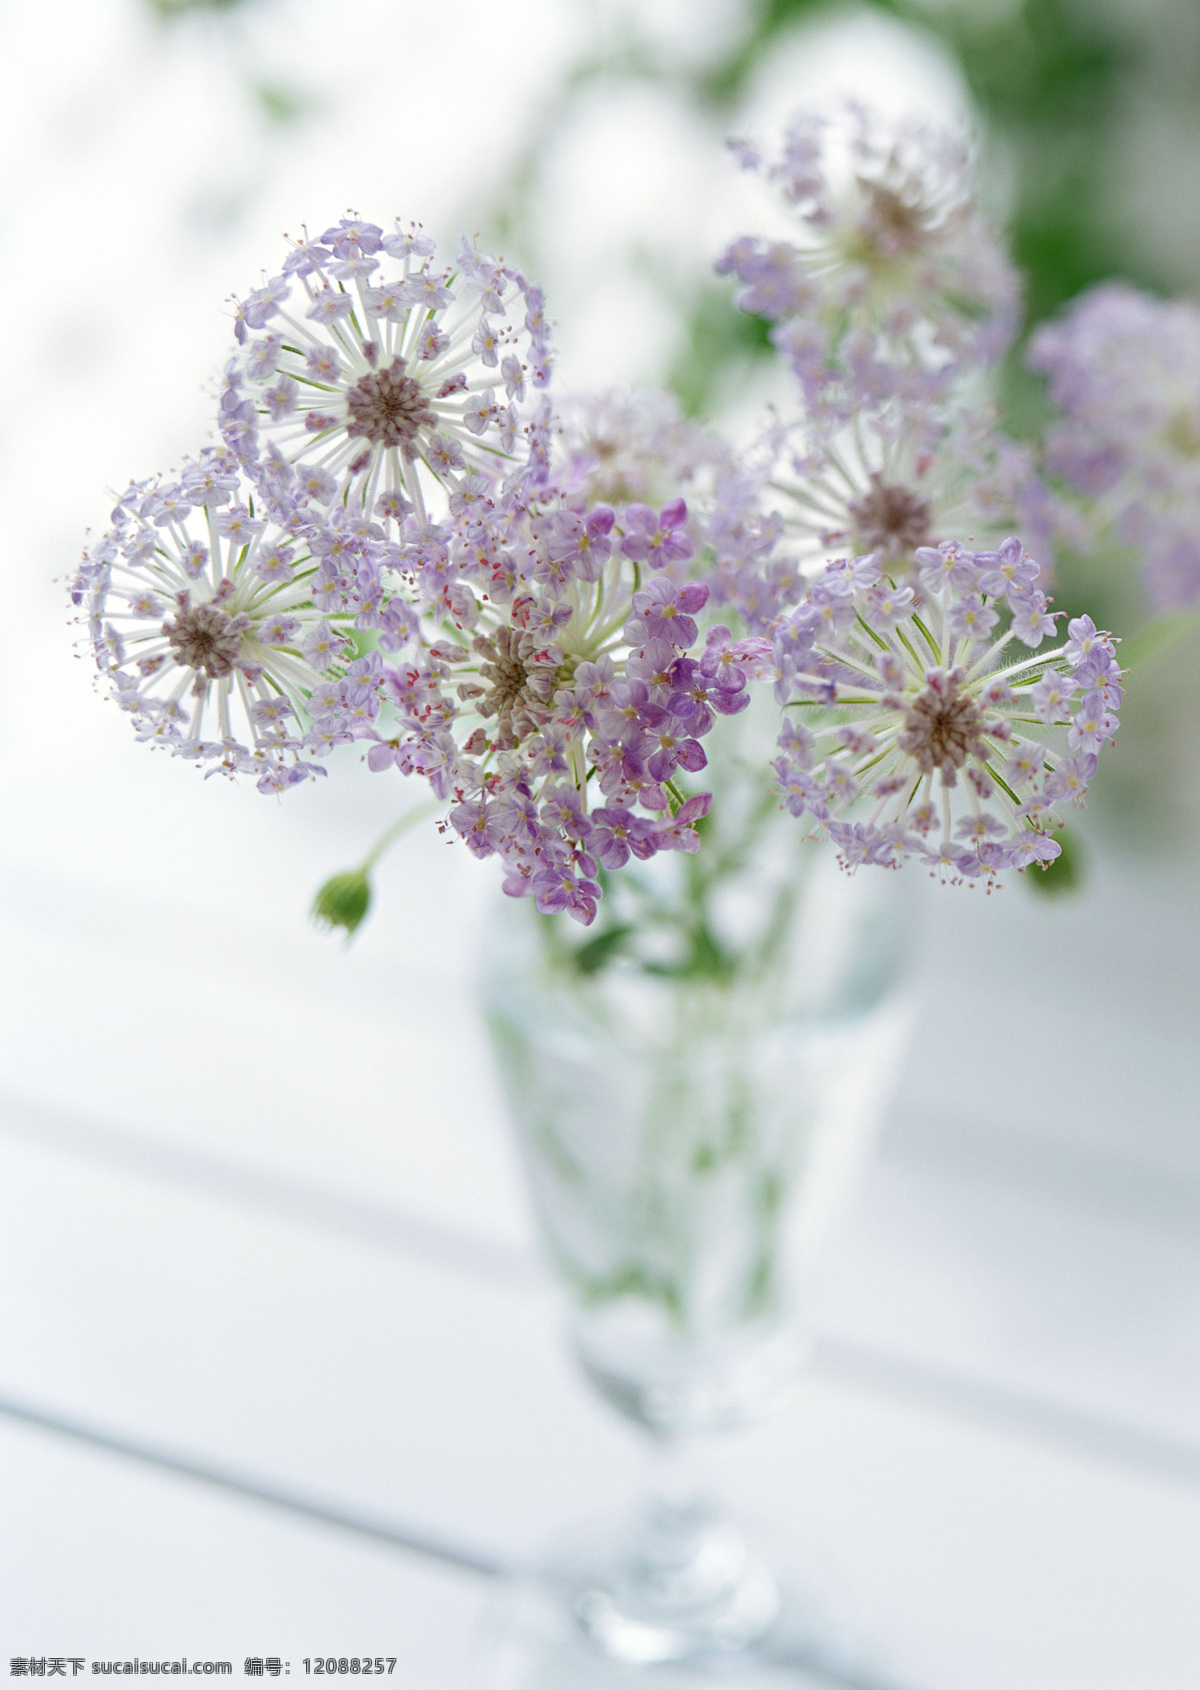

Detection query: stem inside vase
(481, 747), (914, 1670)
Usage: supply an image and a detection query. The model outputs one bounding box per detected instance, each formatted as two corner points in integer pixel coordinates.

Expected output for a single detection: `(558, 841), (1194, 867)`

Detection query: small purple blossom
(619, 499), (694, 567)
(627, 575), (708, 647)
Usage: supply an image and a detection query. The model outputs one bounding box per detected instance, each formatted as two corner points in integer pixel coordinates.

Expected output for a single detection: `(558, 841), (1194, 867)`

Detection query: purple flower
(531, 862), (601, 925)
(627, 577), (709, 647)
(450, 798), (505, 858)
(70, 453), (357, 789)
(716, 239), (815, 318)
(619, 499), (694, 567)
(654, 792), (712, 853)
(539, 782), (593, 842)
(1030, 670), (1077, 722)
(644, 711), (708, 782)
(230, 218), (554, 529)
(719, 103), (1020, 411)
(590, 807), (660, 870)
(1042, 754), (1098, 805)
(1009, 590), (1057, 648)
(698, 625), (747, 694)
(320, 218), (384, 256)
(976, 536), (1040, 598)
(1067, 692), (1120, 754)
(1029, 283), (1200, 608)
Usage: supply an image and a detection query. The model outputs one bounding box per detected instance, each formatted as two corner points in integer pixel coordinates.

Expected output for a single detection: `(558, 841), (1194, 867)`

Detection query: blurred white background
(2, 1), (1200, 1686)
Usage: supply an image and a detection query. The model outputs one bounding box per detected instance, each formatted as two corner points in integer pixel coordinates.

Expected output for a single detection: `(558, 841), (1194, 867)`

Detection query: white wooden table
(2, 729), (1199, 1688)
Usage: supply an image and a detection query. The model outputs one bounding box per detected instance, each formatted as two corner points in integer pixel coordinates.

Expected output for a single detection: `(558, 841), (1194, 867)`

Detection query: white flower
(72, 451), (346, 791)
(761, 393), (1040, 577)
(771, 539), (1122, 878)
(555, 388), (730, 509)
(224, 218), (553, 526)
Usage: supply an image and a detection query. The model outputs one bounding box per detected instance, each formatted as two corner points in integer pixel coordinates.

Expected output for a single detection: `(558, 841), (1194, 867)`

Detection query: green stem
(1120, 607), (1200, 675)
(361, 800), (441, 871)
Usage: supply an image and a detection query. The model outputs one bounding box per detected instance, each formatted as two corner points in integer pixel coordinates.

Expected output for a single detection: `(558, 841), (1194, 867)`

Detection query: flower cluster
(771, 398), (1041, 569)
(317, 470), (768, 923)
(222, 217), (553, 521)
(75, 117), (1127, 914)
(73, 203), (782, 923)
(709, 392), (1046, 635)
(718, 102), (1020, 415)
(70, 447), (349, 791)
(1029, 283), (1200, 609)
(770, 537), (1121, 876)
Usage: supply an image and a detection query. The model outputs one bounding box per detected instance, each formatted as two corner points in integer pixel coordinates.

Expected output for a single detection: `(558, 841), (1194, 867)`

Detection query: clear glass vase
(479, 760), (914, 1680)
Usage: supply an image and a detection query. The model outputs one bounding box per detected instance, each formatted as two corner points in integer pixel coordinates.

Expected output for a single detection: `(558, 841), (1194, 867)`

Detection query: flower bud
(312, 868), (372, 936)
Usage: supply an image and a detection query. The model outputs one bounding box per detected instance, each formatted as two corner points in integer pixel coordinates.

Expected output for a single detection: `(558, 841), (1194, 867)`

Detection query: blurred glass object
(482, 739), (912, 1665)
(487, 854), (910, 1431)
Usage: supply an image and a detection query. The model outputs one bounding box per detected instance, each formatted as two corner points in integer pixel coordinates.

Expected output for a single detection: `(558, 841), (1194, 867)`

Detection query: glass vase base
(477, 1506), (886, 1690)
(570, 1498), (780, 1664)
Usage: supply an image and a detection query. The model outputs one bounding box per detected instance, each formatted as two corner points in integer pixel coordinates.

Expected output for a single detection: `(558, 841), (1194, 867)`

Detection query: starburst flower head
(706, 392), (1044, 641)
(224, 217), (554, 526)
(297, 440), (769, 924)
(770, 536), (1120, 877)
(1029, 283), (1200, 608)
(718, 102), (1020, 412)
(71, 449), (354, 791)
(749, 391), (1040, 589)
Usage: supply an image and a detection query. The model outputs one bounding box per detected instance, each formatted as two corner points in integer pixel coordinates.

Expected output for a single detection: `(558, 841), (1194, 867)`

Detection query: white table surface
(2, 749), (1199, 1689)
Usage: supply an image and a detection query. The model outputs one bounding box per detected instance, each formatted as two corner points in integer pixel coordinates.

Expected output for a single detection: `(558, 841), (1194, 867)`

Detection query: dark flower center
(856, 179), (936, 258)
(470, 628), (558, 746)
(163, 602), (244, 679)
(899, 672), (985, 778)
(848, 475), (933, 558)
(346, 356), (436, 456)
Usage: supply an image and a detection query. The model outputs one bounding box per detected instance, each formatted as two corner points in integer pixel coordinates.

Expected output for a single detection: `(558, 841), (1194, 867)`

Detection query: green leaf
(571, 923), (634, 976)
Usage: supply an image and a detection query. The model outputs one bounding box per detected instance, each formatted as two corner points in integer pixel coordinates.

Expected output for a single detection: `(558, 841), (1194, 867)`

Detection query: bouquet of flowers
(69, 103), (1127, 937)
